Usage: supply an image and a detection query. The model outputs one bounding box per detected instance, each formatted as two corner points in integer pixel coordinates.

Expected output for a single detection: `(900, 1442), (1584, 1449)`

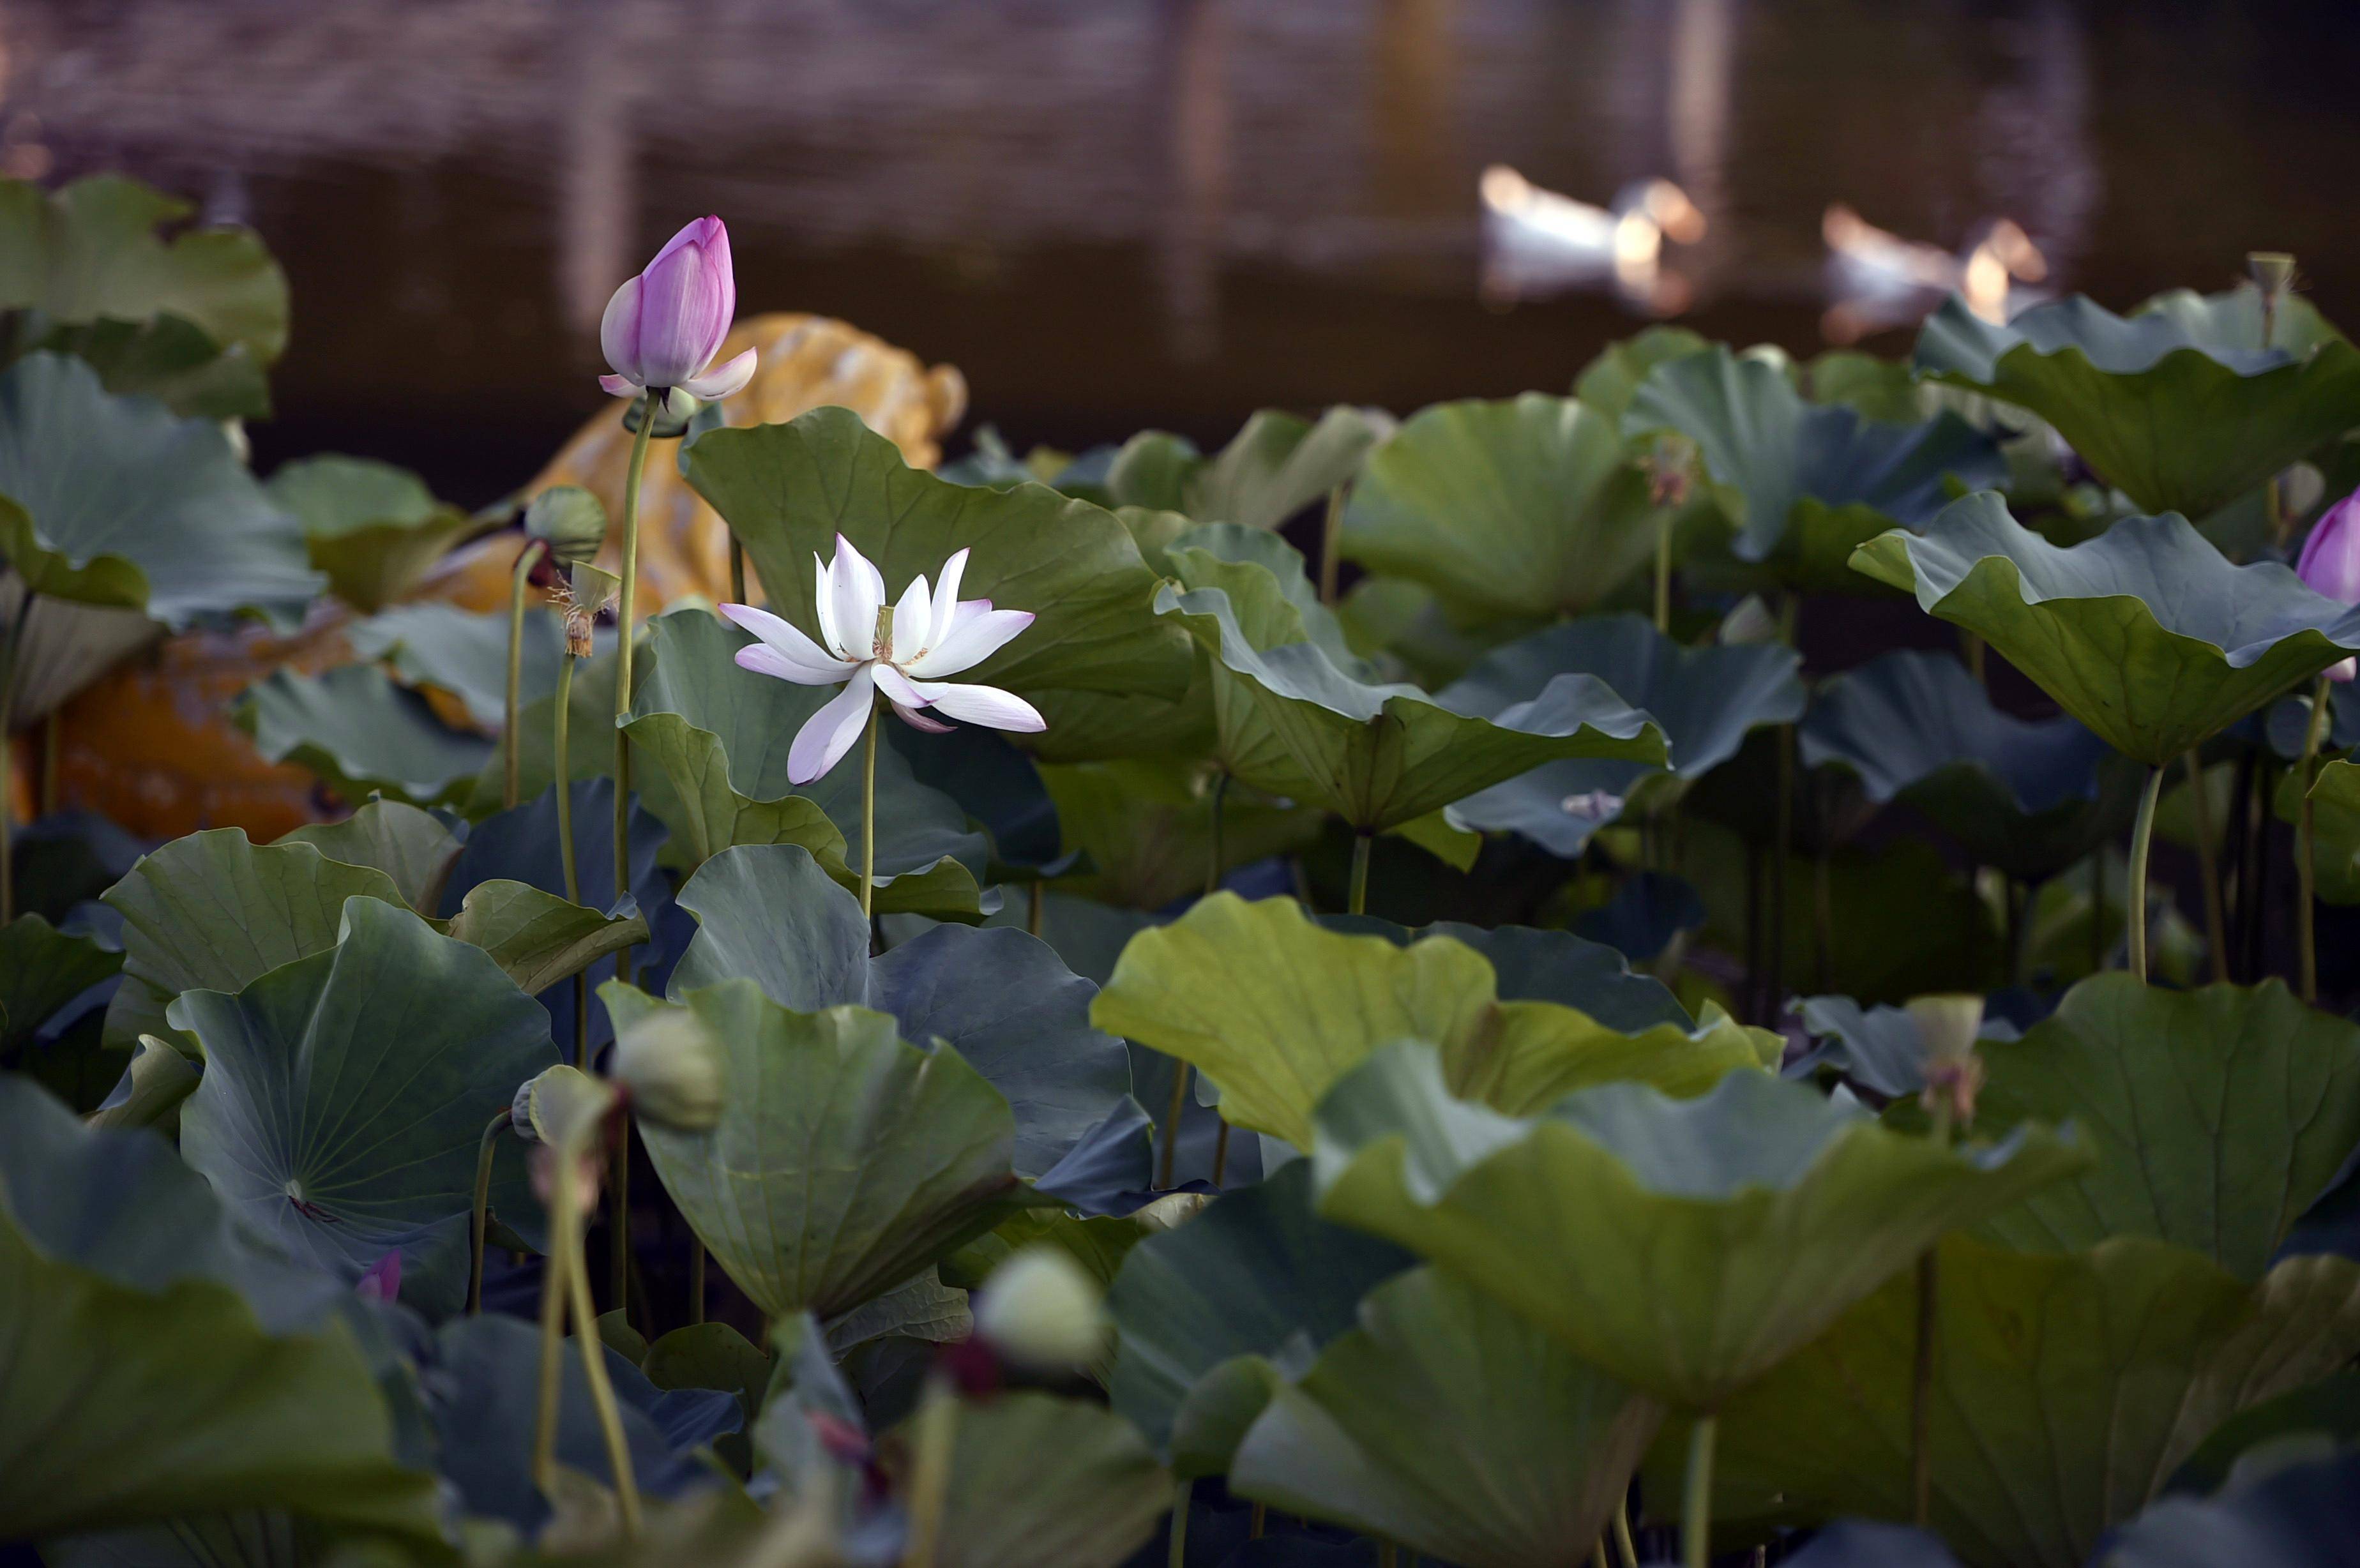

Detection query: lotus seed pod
(973, 1245), (1107, 1371)
(523, 485), (609, 566)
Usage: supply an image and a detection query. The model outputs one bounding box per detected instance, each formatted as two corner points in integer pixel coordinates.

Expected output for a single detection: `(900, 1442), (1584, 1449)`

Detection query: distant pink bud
(2297, 492), (2360, 606)
(598, 216), (750, 398)
(355, 1250), (402, 1303)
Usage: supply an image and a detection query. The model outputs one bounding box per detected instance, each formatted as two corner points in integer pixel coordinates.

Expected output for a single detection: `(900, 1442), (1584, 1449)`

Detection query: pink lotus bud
(355, 1250), (402, 1303)
(2296, 490), (2360, 682)
(598, 216), (757, 402)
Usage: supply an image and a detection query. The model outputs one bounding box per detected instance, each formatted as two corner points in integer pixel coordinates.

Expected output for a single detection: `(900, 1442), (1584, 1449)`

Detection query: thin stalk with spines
(1157, 1063), (1191, 1189)
(553, 651), (589, 1065)
(1682, 1415), (1717, 1568)
(503, 539), (547, 810)
(1206, 771), (1229, 896)
(2184, 751), (2230, 984)
(564, 1175), (643, 1536)
(604, 401), (657, 1331)
(466, 1108), (510, 1314)
(1318, 485), (1347, 607)
(1348, 831), (1373, 916)
(2126, 764), (2165, 983)
(2299, 674), (2333, 1001)
(1654, 509), (1673, 633)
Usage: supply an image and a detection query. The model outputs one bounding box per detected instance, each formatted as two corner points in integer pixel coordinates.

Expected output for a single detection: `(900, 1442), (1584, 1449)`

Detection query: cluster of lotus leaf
(6, 174), (2360, 1568)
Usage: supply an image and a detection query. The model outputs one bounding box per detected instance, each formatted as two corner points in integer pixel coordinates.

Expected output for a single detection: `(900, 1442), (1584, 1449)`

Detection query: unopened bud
(973, 1246), (1107, 1371)
(1908, 993), (1985, 1129)
(612, 1006), (725, 1132)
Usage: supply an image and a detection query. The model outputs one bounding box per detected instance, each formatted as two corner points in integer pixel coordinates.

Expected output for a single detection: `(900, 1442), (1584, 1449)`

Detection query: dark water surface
(5, 0), (2357, 499)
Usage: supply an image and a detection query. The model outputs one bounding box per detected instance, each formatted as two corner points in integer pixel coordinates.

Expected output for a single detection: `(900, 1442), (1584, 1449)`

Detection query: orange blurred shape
(40, 314), (967, 845)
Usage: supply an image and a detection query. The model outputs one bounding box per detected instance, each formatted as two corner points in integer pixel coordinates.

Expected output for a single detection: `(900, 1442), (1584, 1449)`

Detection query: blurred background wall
(2, 0), (2353, 499)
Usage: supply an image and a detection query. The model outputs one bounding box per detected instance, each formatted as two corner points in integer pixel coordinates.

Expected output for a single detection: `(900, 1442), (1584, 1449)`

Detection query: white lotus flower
(720, 534), (1044, 784)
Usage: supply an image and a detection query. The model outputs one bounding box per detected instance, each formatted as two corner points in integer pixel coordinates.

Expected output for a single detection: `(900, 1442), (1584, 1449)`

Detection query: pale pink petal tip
(598, 372), (639, 397)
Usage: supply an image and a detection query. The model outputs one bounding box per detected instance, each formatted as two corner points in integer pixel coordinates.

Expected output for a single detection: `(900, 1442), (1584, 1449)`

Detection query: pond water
(4, 0), (2357, 499)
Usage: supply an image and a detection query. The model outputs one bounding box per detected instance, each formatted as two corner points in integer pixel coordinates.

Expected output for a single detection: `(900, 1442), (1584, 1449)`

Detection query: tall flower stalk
(2292, 488), (2360, 1000)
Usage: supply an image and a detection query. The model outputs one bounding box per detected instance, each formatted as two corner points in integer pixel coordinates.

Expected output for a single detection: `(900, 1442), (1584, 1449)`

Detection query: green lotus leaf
(1700, 1235), (2360, 1568)
(642, 1322), (774, 1426)
(1920, 974), (2360, 1279)
(0, 910), (120, 1057)
(888, 721), (1069, 880)
(278, 799), (464, 913)
(946, 1209), (1150, 1296)
(439, 877), (646, 998)
(1310, 1046), (2089, 1407)
(236, 663), (494, 809)
(623, 608), (990, 918)
(1852, 494), (2360, 763)
(825, 1267), (971, 1354)
(1573, 325), (1711, 419)
(1040, 755), (1321, 909)
(1340, 393), (1665, 619)
(1804, 348), (1937, 422)
(101, 827), (407, 1047)
(0, 176), (287, 362)
(1107, 1161), (1410, 1472)
(1801, 649), (2141, 880)
(1156, 534), (1667, 832)
(1912, 288), (2360, 519)
(0, 353), (317, 632)
(174, 896), (559, 1317)
(2304, 758), (2360, 903)
(347, 601), (569, 732)
(86, 1034), (201, 1133)
(607, 977), (1034, 1319)
(1108, 405), (1391, 531)
(1439, 614), (1805, 855)
(268, 456), (476, 615)
(667, 843), (1131, 1186)
(1626, 345), (2006, 591)
(19, 310), (272, 420)
(1230, 1265), (1663, 1568)
(682, 405), (1191, 702)
(0, 1075), (440, 1542)
(1093, 893), (1771, 1149)
(882, 1390), (1169, 1568)
(1322, 914), (1691, 1032)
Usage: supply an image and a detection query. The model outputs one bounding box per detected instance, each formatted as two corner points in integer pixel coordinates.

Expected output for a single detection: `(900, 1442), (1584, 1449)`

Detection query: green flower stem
(1156, 1062), (1191, 1189)
(1318, 485), (1346, 607)
(611, 406), (656, 945)
(466, 1108), (510, 1314)
(608, 1126), (630, 1323)
(729, 534), (746, 605)
(1248, 1503), (1266, 1539)
(1612, 1502), (1640, 1568)
(1206, 771), (1230, 897)
(1211, 1120), (1231, 1187)
(1591, 1542), (1610, 1568)
(903, 1373), (959, 1568)
(1167, 1477), (1194, 1568)
(1654, 510), (1673, 633)
(2127, 764), (2165, 983)
(859, 698), (881, 921)
(503, 539), (547, 810)
(0, 591), (30, 924)
(565, 1184), (643, 1537)
(2299, 674), (2334, 1002)
(1349, 831), (1373, 917)
(1960, 628), (1986, 688)
(553, 652), (589, 1066)
(2185, 751), (2230, 984)
(38, 707), (57, 817)
(1910, 1101), (1953, 1528)
(1682, 1414), (1717, 1568)
(532, 1147), (575, 1500)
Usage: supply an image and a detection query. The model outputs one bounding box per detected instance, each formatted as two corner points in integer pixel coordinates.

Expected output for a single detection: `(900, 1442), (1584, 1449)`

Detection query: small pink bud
(354, 1250), (402, 1304)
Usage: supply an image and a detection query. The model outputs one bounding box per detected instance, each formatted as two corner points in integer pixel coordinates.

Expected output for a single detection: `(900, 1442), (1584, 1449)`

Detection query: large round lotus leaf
(623, 607), (991, 919)
(0, 353), (317, 629)
(667, 843), (1132, 1187)
(269, 456), (476, 615)
(235, 663), (493, 810)
(1230, 1265), (1663, 1568)
(0, 176), (287, 363)
(1040, 755), (1321, 910)
(888, 721), (1070, 879)
(1912, 288), (2360, 521)
(1107, 1161), (1411, 1474)
(2303, 758), (2360, 904)
(1625, 345), (2006, 592)
(0, 1075), (440, 1542)
(0, 910), (121, 1058)
(174, 897), (559, 1318)
(1801, 649), (2140, 880)
(1340, 393), (1665, 620)
(1914, 974), (2360, 1280)
(1851, 494), (2360, 764)
(1108, 405), (1392, 532)
(1156, 534), (1667, 833)
(278, 799), (465, 914)
(347, 599), (570, 728)
(100, 827), (408, 1048)
(608, 977), (1034, 1320)
(1698, 1235), (2360, 1568)
(1094, 894), (1772, 1149)
(881, 1389), (1170, 1568)
(681, 405), (1192, 703)
(1310, 1046), (2089, 1408)
(1320, 915), (1690, 1034)
(1439, 614), (1805, 855)
(1573, 326), (1711, 419)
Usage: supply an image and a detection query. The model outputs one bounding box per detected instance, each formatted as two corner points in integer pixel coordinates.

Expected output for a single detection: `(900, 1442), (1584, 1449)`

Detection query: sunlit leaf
(268, 456), (476, 615)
